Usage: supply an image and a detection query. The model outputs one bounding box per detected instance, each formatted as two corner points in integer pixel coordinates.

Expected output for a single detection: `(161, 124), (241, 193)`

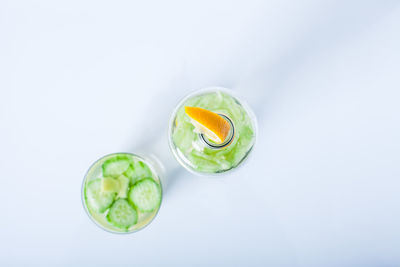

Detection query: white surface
(1, 0), (400, 266)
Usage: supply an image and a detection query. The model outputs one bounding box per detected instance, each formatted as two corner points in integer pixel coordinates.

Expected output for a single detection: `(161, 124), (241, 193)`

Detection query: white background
(1, 0), (400, 266)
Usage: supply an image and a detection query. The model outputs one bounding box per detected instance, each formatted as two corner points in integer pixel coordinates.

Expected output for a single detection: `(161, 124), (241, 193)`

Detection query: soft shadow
(126, 73), (194, 195)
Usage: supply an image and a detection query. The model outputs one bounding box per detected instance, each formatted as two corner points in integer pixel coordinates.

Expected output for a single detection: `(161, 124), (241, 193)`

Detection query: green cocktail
(169, 87), (257, 174)
(82, 153), (162, 233)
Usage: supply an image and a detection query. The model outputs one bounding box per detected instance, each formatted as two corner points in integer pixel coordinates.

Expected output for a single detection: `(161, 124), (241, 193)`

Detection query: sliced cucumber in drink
(130, 160), (153, 184)
(85, 179), (116, 213)
(123, 163), (135, 179)
(129, 178), (161, 212)
(107, 199), (138, 230)
(84, 153), (163, 233)
(102, 155), (133, 178)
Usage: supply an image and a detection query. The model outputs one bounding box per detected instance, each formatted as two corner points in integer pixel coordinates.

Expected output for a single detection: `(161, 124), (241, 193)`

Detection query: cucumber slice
(130, 160), (153, 184)
(85, 179), (116, 213)
(129, 178), (161, 212)
(117, 175), (130, 199)
(107, 199), (138, 230)
(102, 155), (133, 178)
(123, 163), (135, 179)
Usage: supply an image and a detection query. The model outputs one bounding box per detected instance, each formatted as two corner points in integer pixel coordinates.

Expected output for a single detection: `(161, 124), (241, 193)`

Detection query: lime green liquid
(171, 91), (256, 173)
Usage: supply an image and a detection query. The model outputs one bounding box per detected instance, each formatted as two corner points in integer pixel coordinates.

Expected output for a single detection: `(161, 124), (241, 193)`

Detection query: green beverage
(169, 87), (257, 174)
(82, 153), (162, 233)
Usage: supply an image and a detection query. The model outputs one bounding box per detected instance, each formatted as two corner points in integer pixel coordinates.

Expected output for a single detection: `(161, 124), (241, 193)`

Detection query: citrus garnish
(185, 106), (231, 144)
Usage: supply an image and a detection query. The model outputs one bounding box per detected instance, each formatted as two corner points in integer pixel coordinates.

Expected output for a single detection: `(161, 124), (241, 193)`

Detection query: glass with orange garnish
(168, 87), (257, 175)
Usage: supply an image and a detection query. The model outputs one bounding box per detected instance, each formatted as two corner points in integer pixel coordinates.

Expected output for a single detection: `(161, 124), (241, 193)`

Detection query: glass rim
(167, 86), (258, 177)
(81, 152), (163, 234)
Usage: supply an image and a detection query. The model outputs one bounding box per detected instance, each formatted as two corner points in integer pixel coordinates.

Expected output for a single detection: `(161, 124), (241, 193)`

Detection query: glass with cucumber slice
(82, 153), (162, 233)
(168, 87), (257, 175)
